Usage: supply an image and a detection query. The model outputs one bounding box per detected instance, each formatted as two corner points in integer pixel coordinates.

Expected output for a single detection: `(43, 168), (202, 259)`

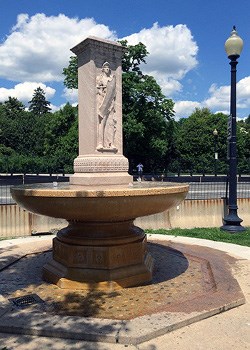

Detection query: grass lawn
(146, 227), (250, 247)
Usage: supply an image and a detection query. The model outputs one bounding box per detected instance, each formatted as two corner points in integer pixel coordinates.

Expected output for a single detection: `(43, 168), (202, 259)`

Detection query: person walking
(136, 163), (143, 181)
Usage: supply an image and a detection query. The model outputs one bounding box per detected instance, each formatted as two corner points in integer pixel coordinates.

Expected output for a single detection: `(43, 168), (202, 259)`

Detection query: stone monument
(70, 37), (132, 186)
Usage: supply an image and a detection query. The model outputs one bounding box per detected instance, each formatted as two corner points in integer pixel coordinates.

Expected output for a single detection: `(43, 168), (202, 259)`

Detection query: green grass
(146, 227), (250, 247)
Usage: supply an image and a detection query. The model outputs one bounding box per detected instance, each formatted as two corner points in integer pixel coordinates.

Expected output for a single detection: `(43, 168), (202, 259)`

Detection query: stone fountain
(11, 37), (188, 291)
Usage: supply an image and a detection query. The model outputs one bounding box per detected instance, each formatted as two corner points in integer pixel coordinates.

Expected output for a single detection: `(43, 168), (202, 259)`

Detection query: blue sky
(0, 0), (250, 119)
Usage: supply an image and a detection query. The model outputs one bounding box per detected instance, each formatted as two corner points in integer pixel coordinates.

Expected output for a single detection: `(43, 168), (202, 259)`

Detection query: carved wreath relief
(96, 62), (117, 152)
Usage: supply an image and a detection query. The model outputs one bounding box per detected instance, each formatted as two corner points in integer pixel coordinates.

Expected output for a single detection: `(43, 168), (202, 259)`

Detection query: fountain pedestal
(43, 220), (153, 290)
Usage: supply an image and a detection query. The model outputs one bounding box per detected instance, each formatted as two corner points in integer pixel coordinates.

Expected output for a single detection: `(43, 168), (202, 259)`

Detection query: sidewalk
(0, 234), (249, 350)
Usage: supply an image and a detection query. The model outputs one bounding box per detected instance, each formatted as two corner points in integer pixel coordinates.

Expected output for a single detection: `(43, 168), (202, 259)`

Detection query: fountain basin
(11, 182), (188, 290)
(11, 182), (188, 222)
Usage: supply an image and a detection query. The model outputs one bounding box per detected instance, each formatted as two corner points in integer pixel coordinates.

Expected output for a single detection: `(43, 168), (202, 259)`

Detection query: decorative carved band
(74, 157), (129, 173)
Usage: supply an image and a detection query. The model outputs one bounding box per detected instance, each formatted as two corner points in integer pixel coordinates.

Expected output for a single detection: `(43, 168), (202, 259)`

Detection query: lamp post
(213, 129), (218, 176)
(221, 26), (245, 233)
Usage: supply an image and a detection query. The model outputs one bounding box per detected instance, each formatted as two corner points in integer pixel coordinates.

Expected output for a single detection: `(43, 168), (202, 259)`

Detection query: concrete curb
(148, 234), (250, 259)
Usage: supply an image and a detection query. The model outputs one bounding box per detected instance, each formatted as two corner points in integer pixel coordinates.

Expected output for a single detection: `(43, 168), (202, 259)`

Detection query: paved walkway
(0, 234), (249, 350)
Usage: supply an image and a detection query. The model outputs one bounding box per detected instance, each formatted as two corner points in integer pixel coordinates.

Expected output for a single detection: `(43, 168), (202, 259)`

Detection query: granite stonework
(12, 182), (188, 290)
(70, 37), (132, 186)
(11, 36), (188, 291)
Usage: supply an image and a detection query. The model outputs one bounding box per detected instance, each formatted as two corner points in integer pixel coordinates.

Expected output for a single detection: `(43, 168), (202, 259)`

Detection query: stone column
(70, 36), (132, 186)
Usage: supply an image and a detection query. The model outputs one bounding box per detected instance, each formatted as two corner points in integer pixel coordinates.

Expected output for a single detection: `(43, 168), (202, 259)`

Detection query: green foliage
(28, 87), (51, 116)
(146, 227), (250, 247)
(172, 108), (228, 174)
(121, 41), (175, 171)
(62, 55), (78, 89)
(44, 103), (78, 173)
(0, 98), (27, 151)
(0, 94), (78, 174)
(237, 118), (250, 174)
(0, 94), (249, 174)
(119, 40), (148, 73)
(1, 97), (25, 117)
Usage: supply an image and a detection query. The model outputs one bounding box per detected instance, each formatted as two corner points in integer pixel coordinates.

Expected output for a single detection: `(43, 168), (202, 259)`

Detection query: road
(186, 181), (250, 200)
(0, 181), (249, 204)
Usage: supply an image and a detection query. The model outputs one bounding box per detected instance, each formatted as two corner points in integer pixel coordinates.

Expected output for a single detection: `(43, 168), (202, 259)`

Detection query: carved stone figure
(96, 62), (117, 151)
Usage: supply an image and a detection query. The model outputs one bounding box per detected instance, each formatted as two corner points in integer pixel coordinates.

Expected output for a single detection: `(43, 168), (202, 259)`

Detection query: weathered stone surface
(70, 36), (132, 186)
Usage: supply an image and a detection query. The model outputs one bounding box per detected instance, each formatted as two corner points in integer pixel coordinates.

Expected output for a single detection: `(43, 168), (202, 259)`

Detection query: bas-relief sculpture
(96, 62), (117, 151)
(10, 36), (189, 291)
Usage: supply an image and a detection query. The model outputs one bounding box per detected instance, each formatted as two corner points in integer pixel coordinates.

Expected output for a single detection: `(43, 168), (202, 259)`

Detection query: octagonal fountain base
(11, 182), (188, 291)
(43, 220), (154, 290)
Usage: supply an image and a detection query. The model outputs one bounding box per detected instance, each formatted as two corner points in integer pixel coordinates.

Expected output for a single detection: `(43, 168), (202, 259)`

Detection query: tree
(62, 56), (78, 90)
(62, 41), (175, 172)
(0, 96), (49, 173)
(0, 97), (26, 151)
(237, 118), (250, 174)
(28, 87), (51, 116)
(44, 103), (78, 173)
(120, 40), (175, 171)
(173, 108), (228, 174)
(0, 144), (16, 173)
(245, 115), (250, 125)
(1, 97), (25, 118)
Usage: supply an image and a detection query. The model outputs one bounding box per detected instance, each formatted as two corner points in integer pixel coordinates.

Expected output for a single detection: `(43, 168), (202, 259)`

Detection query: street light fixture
(213, 129), (218, 176)
(221, 26), (245, 233)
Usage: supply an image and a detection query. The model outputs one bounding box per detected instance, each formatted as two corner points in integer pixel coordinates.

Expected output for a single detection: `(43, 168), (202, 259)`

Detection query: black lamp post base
(221, 224), (246, 233)
(221, 213), (246, 233)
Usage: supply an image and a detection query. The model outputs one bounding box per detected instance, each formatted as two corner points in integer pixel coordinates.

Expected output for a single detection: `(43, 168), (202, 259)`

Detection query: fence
(165, 176), (250, 200)
(0, 174), (68, 205)
(135, 174), (250, 200)
(1, 174), (250, 237)
(1, 174), (250, 205)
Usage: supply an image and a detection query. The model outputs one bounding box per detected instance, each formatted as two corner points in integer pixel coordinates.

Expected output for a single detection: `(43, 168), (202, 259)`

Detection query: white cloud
(237, 76), (250, 108)
(123, 23), (198, 96)
(151, 74), (183, 97)
(0, 82), (55, 103)
(238, 77), (250, 97)
(0, 15), (201, 109)
(174, 100), (201, 119)
(203, 83), (230, 110)
(49, 104), (61, 113)
(0, 13), (116, 83)
(50, 101), (78, 113)
(62, 87), (78, 104)
(203, 76), (250, 113)
(174, 75), (250, 119)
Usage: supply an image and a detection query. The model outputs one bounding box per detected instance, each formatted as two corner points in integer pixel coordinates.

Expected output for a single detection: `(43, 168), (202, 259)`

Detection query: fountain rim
(10, 182), (189, 198)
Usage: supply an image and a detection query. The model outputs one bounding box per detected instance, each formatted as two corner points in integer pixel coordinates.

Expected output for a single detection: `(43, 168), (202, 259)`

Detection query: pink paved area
(0, 235), (249, 349)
